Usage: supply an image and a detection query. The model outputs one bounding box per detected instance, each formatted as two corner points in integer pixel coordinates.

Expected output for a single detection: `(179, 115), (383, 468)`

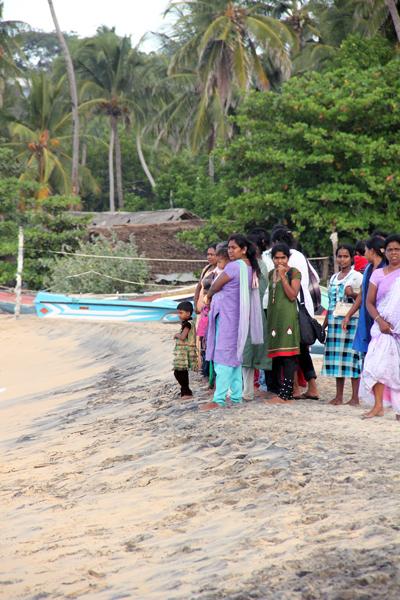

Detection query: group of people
(172, 226), (400, 421)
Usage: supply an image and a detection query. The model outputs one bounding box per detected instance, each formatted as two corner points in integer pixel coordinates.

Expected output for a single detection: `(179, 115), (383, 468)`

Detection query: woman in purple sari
(201, 234), (263, 410)
(360, 234), (400, 420)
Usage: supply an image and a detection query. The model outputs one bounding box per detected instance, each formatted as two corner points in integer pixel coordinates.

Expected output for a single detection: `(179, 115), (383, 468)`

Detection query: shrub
(44, 234), (149, 294)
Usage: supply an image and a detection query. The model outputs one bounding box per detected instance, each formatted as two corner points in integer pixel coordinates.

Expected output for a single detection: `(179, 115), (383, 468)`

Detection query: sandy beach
(1, 315), (400, 600)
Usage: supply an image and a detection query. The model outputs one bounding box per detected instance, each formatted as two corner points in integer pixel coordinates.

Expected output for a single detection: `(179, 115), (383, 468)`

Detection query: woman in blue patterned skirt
(322, 245), (363, 405)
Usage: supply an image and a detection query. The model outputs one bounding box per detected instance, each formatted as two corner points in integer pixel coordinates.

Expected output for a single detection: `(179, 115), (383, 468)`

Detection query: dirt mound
(90, 222), (206, 276)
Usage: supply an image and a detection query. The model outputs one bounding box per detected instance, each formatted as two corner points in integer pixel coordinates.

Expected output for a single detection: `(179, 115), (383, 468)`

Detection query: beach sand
(1, 315), (399, 599)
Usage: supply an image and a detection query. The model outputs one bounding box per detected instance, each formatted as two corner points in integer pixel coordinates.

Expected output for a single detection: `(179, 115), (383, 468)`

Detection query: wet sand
(1, 316), (399, 599)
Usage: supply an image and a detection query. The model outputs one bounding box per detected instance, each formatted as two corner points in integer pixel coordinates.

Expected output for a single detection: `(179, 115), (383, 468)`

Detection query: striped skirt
(322, 315), (363, 378)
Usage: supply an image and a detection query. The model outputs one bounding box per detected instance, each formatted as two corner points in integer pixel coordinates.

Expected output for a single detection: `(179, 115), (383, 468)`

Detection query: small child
(354, 240), (368, 273)
(173, 300), (197, 398)
(215, 243), (230, 272)
(196, 278), (212, 375)
(196, 278), (211, 339)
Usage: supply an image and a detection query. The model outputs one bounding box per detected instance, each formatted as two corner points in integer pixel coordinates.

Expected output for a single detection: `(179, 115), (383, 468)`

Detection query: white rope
(50, 249), (328, 263)
(50, 250), (207, 263)
(64, 270), (193, 288)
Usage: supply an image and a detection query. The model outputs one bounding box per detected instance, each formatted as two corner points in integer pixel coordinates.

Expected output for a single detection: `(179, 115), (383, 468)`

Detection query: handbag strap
(287, 268), (305, 307)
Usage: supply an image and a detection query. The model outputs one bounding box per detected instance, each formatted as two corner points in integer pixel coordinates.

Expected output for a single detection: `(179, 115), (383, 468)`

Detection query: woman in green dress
(266, 243), (301, 403)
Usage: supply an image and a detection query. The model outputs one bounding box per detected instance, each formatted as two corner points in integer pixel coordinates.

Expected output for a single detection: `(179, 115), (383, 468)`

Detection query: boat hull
(35, 292), (181, 323)
(0, 291), (36, 314)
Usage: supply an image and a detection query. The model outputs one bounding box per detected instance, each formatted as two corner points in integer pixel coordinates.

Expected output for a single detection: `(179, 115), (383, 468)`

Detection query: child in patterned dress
(173, 301), (197, 398)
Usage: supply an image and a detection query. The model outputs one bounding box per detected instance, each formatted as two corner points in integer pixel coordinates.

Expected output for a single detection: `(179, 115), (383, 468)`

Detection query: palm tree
(351, 0), (400, 42)
(8, 73), (72, 196)
(76, 30), (146, 210)
(7, 73), (97, 198)
(0, 1), (26, 108)
(386, 0), (400, 40)
(48, 0), (80, 196)
(268, 1), (320, 50)
(165, 0), (295, 158)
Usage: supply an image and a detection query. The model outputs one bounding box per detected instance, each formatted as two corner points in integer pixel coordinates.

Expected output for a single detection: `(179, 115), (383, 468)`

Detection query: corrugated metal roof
(88, 209), (200, 227)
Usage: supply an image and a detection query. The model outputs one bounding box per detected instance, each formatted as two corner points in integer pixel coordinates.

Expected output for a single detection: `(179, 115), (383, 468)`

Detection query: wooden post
(14, 226), (24, 319)
(330, 231), (338, 273)
(322, 257), (329, 283)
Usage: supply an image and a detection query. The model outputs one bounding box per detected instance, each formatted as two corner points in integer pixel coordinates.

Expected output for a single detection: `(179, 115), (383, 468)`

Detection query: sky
(3, 0), (174, 50)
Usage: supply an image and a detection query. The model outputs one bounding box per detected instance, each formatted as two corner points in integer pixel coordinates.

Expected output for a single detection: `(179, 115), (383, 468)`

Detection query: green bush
(44, 234), (149, 294)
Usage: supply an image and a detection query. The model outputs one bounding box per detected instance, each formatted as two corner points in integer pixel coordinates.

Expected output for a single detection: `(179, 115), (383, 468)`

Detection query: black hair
(228, 233), (260, 276)
(336, 244), (354, 258)
(202, 278), (212, 291)
(271, 242), (291, 259)
(246, 233), (262, 257)
(371, 230), (388, 240)
(177, 300), (193, 314)
(384, 233), (400, 249)
(248, 227), (271, 251)
(205, 243), (217, 252)
(271, 225), (294, 248)
(365, 236), (385, 260)
(216, 242), (229, 259)
(355, 240), (365, 255)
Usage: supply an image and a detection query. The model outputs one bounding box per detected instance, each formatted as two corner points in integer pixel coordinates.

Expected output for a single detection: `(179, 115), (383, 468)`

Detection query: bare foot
(329, 397), (343, 405)
(254, 389), (273, 399)
(307, 386), (319, 398)
(199, 401), (224, 411)
(181, 394), (193, 400)
(263, 396), (293, 405)
(345, 397), (360, 406)
(361, 409), (384, 419)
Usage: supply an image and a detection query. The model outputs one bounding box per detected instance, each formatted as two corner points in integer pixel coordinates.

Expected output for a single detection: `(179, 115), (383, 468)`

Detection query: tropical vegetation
(0, 0), (399, 288)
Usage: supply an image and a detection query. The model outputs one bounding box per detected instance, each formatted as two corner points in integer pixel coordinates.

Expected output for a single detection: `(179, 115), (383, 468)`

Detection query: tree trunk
(136, 132), (156, 189)
(48, 0), (80, 196)
(385, 0), (400, 42)
(114, 126), (124, 209)
(81, 142), (87, 167)
(109, 116), (116, 212)
(0, 78), (4, 110)
(207, 126), (216, 181)
(208, 154), (215, 180)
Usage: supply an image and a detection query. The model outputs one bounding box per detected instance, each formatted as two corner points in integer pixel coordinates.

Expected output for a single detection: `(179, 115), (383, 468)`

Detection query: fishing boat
(34, 285), (329, 327)
(34, 290), (193, 323)
(0, 289), (36, 315)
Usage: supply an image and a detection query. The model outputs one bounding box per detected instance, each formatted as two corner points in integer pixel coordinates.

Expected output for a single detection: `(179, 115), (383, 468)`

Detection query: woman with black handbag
(271, 226), (320, 400)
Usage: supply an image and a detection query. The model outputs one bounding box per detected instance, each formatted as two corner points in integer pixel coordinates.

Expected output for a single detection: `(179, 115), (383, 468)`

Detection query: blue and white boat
(34, 286), (329, 330)
(35, 291), (184, 323)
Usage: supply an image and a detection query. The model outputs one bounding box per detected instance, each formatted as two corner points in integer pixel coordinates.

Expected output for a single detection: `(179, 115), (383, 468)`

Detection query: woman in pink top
(360, 234), (400, 420)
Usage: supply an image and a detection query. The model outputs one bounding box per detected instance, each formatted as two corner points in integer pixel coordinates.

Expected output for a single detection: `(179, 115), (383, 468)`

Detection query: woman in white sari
(360, 234), (400, 420)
